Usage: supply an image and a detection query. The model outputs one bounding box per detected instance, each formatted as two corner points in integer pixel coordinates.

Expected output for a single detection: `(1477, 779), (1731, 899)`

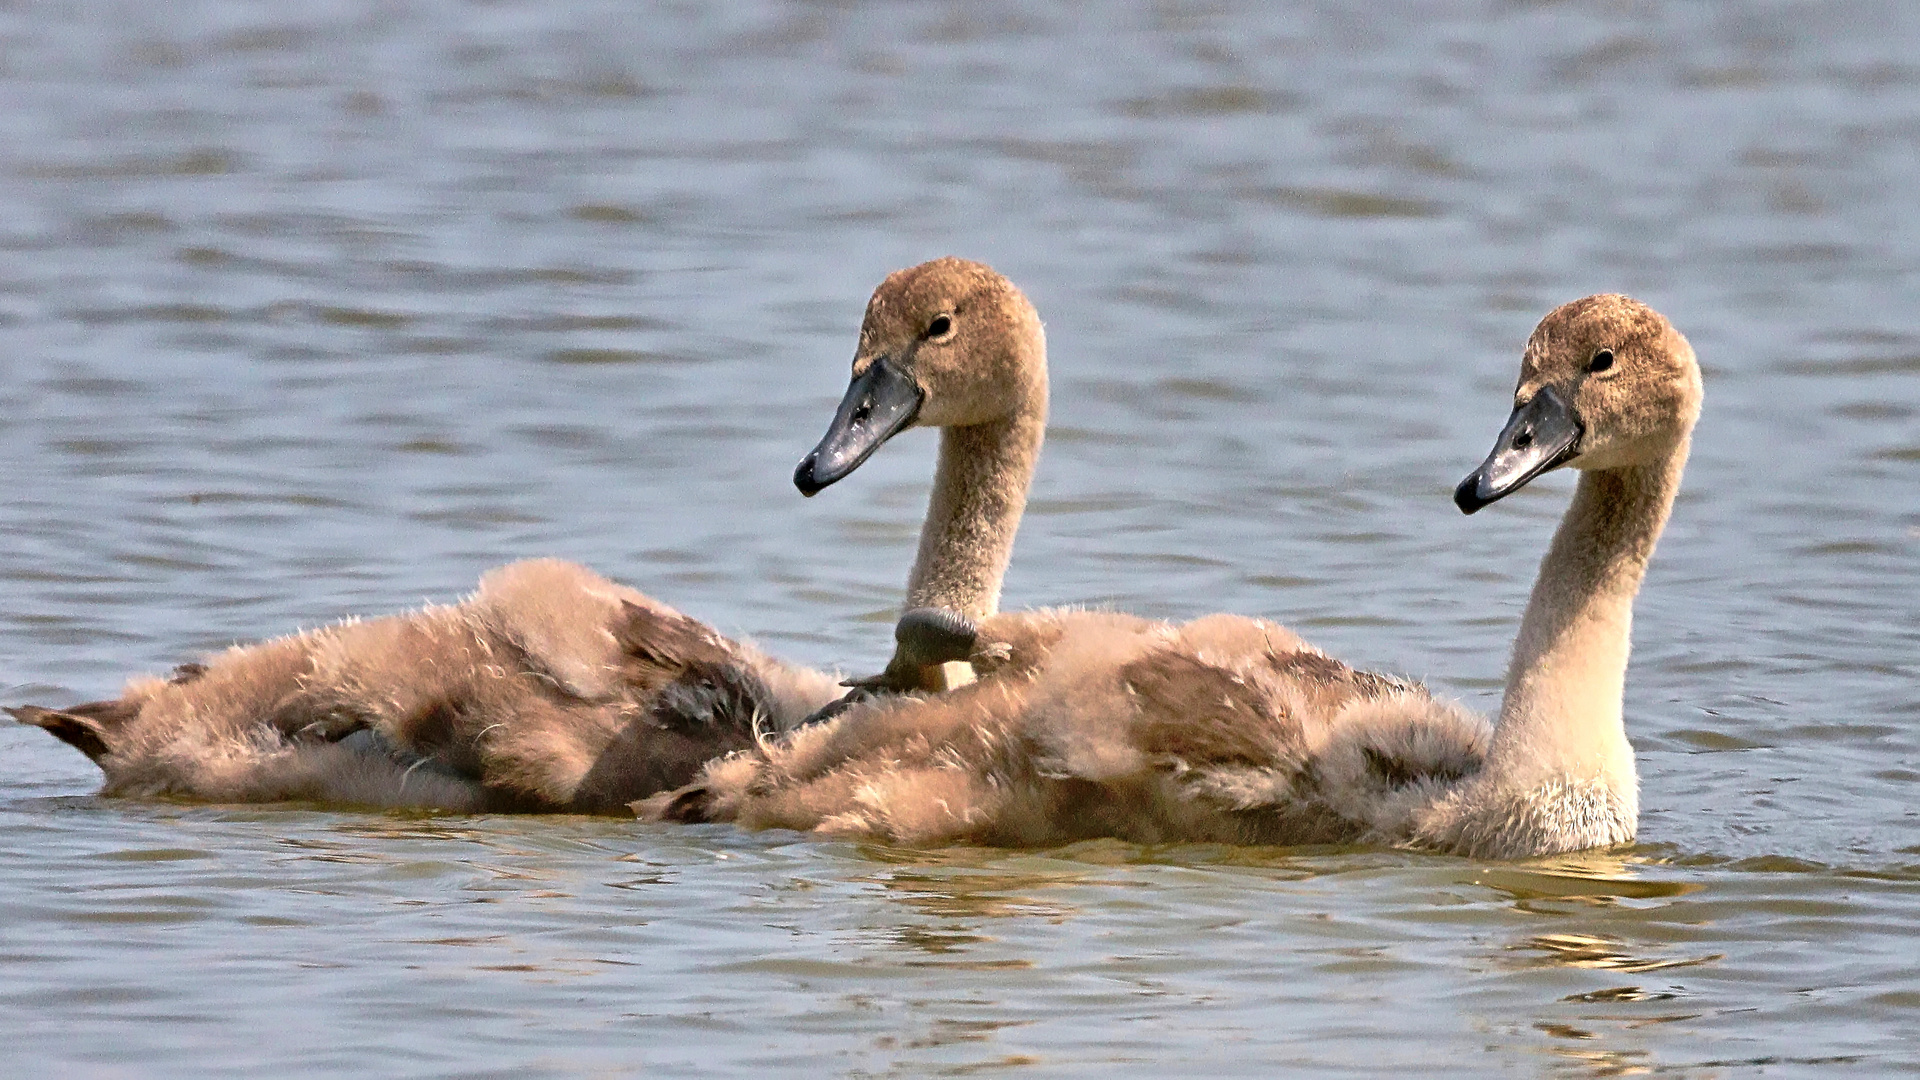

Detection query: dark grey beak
(794, 358), (924, 496)
(1455, 385), (1582, 514)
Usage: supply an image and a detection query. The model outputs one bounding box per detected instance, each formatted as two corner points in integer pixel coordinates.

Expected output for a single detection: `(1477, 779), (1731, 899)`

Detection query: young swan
(649, 295), (1700, 859)
(7, 257), (1048, 812)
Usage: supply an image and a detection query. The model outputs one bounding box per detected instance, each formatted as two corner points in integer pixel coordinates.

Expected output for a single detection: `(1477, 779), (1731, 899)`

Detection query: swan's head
(1456, 294), (1701, 514)
(795, 256), (1046, 495)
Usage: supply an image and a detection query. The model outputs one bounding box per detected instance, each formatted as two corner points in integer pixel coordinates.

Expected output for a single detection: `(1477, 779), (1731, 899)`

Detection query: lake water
(2, 1), (1917, 1075)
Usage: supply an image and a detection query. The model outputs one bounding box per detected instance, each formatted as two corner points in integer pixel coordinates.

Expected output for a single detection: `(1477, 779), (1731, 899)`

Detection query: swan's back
(660, 608), (1490, 846)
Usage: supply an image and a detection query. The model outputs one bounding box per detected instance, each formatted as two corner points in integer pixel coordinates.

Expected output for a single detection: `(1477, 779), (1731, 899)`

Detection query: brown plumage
(11, 559), (837, 810)
(647, 607), (1485, 847)
(647, 295), (1702, 859)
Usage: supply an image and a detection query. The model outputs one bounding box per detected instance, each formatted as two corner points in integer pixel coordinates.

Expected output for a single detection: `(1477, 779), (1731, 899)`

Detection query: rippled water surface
(3, 1), (1918, 1075)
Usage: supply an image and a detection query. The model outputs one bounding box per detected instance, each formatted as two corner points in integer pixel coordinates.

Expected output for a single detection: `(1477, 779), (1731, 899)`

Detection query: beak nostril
(1513, 427), (1534, 450)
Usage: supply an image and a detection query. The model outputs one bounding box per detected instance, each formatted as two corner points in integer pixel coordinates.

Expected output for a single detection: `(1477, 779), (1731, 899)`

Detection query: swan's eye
(926, 314), (953, 339)
(1588, 348), (1615, 373)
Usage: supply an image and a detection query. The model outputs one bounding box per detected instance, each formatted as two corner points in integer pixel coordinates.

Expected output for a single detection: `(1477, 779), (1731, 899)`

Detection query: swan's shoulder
(473, 558), (710, 699)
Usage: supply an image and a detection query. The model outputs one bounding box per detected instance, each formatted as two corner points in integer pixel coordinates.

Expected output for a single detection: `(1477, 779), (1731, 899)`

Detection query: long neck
(1484, 437), (1689, 790)
(903, 387), (1046, 620)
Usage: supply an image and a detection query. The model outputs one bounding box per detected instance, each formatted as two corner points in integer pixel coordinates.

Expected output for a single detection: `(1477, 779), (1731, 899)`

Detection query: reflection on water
(1469, 857), (1706, 916)
(864, 866), (1087, 923)
(1513, 933), (1721, 975)
(3, 0), (1920, 1075)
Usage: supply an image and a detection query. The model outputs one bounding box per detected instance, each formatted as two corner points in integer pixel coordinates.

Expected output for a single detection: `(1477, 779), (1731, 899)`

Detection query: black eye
(1588, 348), (1615, 373)
(926, 314), (953, 339)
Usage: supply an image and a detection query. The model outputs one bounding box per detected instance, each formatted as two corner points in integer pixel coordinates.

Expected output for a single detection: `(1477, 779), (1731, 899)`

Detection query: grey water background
(1, 0), (1916, 1075)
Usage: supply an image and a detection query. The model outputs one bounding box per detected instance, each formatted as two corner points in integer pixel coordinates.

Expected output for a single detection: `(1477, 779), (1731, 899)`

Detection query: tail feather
(8, 701), (136, 762)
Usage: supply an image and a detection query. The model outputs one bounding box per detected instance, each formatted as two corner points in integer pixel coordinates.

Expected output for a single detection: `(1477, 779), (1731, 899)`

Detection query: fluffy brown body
(11, 559), (839, 811)
(650, 608), (1490, 848)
